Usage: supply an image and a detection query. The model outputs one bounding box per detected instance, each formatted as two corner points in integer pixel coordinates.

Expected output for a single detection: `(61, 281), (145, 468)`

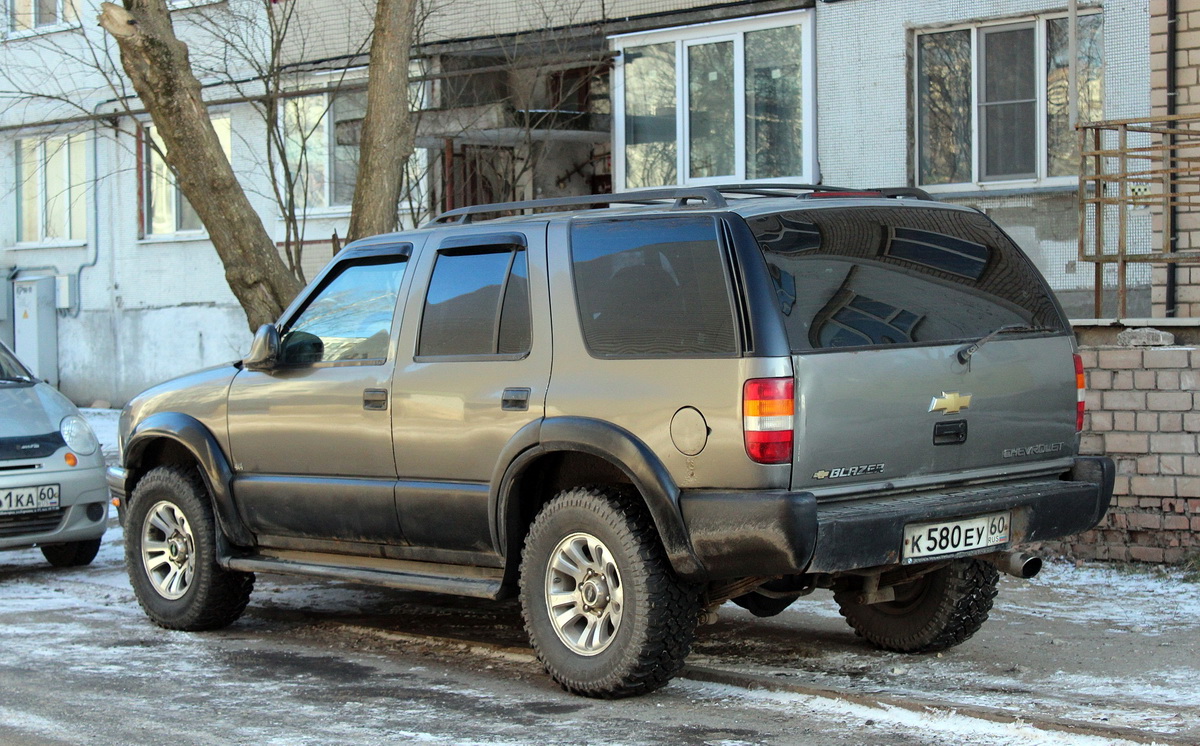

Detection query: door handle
(501, 387), (531, 412)
(363, 388), (388, 411)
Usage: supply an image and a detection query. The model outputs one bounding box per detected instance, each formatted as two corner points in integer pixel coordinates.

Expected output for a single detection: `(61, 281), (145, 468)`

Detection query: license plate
(902, 511), (1010, 561)
(0, 484), (60, 515)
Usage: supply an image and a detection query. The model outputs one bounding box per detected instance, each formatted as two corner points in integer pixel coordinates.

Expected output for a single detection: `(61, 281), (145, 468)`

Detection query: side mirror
(243, 324), (280, 371)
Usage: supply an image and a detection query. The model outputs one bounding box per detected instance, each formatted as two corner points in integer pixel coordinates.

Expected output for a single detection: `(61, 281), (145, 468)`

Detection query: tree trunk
(346, 0), (418, 241)
(99, 1), (301, 330)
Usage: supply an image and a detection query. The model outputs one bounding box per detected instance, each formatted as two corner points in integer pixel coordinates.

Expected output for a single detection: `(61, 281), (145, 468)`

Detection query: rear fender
(494, 416), (706, 580)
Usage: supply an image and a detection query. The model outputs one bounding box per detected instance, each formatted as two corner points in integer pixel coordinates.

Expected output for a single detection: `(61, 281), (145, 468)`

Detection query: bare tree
(99, 1), (302, 328)
(347, 0), (418, 241)
(95, 0), (420, 328)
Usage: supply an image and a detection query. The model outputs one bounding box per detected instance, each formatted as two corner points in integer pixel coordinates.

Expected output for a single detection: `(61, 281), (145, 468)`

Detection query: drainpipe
(69, 117), (104, 320)
(1166, 0), (1179, 317)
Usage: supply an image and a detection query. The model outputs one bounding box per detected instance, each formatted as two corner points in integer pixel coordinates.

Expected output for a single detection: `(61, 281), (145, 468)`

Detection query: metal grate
(1078, 114), (1200, 316)
(0, 509), (66, 539)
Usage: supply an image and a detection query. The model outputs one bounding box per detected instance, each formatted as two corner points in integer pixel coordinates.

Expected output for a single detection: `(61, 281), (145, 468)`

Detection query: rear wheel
(40, 538), (101, 567)
(125, 465), (254, 631)
(834, 558), (998, 653)
(519, 485), (700, 698)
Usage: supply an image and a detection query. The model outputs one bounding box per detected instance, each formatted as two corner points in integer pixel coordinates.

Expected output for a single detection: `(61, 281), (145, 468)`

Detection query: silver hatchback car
(0, 340), (108, 566)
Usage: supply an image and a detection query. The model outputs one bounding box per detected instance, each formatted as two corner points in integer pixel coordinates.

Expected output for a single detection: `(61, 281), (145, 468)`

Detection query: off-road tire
(519, 485), (700, 698)
(125, 465), (254, 631)
(40, 537), (101, 567)
(834, 558), (999, 653)
(731, 591), (801, 618)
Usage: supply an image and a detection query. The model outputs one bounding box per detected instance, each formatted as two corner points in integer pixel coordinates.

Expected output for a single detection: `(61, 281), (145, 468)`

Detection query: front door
(227, 246), (411, 546)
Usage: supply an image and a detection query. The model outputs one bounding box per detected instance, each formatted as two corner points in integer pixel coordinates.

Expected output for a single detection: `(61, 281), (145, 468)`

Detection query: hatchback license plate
(902, 511), (1010, 561)
(0, 484), (60, 515)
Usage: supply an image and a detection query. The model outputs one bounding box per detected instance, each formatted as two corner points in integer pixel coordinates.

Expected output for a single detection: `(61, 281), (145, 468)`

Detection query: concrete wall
(814, 0), (1151, 319)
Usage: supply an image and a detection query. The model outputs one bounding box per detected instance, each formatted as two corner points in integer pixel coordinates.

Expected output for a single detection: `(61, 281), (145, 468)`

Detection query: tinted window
(280, 258), (407, 364)
(418, 247), (531, 357)
(747, 206), (1066, 352)
(571, 217), (737, 357)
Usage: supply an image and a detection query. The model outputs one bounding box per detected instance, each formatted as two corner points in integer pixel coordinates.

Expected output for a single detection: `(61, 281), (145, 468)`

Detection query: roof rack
(429, 188), (728, 225)
(426, 183), (935, 226)
(705, 183), (935, 201)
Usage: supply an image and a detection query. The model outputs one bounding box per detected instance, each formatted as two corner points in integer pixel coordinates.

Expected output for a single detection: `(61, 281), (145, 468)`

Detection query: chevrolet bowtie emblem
(929, 392), (972, 415)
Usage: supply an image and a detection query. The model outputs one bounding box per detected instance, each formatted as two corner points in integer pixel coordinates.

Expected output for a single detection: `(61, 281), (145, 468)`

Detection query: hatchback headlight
(60, 415), (99, 456)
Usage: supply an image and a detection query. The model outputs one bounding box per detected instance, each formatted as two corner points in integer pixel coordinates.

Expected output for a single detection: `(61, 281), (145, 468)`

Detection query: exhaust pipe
(986, 551), (1042, 579)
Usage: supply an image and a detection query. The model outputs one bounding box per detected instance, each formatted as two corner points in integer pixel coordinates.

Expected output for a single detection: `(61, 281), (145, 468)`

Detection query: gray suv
(109, 185), (1113, 698)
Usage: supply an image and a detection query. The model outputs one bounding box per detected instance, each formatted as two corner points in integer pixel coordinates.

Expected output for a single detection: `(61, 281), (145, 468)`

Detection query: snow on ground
(80, 407), (120, 465)
(1010, 560), (1200, 635)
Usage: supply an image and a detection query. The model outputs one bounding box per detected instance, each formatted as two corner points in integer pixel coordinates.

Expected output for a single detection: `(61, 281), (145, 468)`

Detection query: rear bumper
(678, 456), (1114, 580)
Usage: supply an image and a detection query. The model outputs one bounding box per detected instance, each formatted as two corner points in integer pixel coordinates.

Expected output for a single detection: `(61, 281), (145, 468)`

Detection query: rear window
(746, 206), (1067, 352)
(571, 216), (737, 358)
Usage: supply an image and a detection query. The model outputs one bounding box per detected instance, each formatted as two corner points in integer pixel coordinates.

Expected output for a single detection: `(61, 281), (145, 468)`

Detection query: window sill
(168, 0), (227, 9)
(920, 182), (1080, 201)
(279, 207), (353, 220)
(2, 22), (81, 41)
(6, 239), (87, 251)
(138, 232), (212, 244)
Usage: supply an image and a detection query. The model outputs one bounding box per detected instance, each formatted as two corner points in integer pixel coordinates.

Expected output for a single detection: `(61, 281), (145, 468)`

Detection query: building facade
(1, 0), (1151, 404)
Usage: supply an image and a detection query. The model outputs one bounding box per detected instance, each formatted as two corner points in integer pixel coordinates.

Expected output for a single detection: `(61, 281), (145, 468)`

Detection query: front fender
(124, 411), (254, 547)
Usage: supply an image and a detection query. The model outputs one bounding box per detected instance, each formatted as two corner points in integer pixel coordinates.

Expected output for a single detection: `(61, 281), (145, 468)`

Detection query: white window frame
(141, 116), (232, 239)
(611, 10), (817, 191)
(282, 65), (431, 218)
(6, 0), (80, 36)
(282, 90), (363, 215)
(913, 10), (1103, 193)
(13, 132), (87, 247)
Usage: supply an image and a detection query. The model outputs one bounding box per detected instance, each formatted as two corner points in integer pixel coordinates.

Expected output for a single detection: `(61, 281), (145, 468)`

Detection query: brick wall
(1044, 344), (1200, 563)
(1149, 0), (1200, 317)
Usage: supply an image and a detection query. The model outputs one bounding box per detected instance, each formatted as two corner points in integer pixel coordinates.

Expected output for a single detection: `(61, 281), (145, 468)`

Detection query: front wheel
(834, 558), (999, 653)
(519, 485), (700, 698)
(125, 465), (254, 631)
(41, 538), (102, 567)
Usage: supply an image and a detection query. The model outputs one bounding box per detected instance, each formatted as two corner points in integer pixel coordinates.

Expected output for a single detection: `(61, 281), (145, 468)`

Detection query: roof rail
(705, 183), (936, 201)
(428, 188), (728, 225)
(425, 183), (936, 227)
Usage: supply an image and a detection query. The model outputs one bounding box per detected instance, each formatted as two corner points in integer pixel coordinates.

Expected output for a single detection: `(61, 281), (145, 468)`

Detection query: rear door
(389, 225), (551, 557)
(744, 203), (1078, 496)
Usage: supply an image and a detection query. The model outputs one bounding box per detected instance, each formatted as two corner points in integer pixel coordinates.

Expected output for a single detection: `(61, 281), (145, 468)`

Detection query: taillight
(744, 377), (794, 464)
(1074, 353), (1086, 432)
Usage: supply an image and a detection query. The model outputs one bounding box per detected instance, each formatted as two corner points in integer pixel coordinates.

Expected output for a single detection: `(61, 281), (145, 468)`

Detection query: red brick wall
(1041, 345), (1200, 563)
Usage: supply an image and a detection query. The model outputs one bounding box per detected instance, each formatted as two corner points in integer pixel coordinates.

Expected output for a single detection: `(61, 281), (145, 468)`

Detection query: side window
(571, 216), (737, 357)
(418, 246), (531, 357)
(280, 257), (407, 365)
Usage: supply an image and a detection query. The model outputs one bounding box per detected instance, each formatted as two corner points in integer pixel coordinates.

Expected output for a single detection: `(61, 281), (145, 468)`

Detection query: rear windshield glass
(571, 216), (737, 357)
(746, 206), (1067, 352)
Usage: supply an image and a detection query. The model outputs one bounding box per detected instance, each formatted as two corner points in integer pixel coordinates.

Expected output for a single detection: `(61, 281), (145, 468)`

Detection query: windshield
(746, 205), (1068, 352)
(0, 343), (33, 381)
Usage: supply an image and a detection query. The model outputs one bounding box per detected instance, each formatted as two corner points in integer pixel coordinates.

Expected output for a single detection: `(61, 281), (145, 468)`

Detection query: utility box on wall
(13, 276), (58, 386)
(0, 278), (11, 349)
